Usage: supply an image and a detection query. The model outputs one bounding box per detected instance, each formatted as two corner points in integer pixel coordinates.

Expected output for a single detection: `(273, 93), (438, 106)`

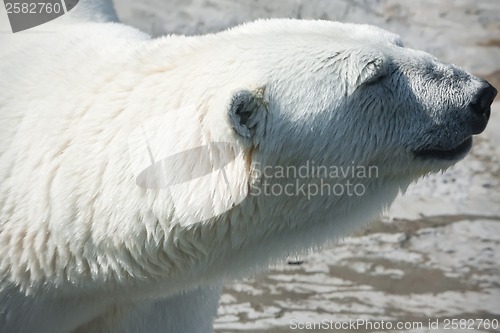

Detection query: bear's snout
(469, 81), (497, 134)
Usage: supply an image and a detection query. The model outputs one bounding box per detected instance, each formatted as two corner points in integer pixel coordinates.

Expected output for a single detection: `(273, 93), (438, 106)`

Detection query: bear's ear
(229, 87), (267, 140)
(355, 57), (387, 87)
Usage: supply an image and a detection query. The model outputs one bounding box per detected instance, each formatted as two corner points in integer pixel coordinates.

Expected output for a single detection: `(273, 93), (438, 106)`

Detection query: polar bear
(0, 1), (496, 332)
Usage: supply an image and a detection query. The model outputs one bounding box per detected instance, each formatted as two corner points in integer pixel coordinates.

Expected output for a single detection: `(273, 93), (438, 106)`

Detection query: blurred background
(113, 1), (500, 332)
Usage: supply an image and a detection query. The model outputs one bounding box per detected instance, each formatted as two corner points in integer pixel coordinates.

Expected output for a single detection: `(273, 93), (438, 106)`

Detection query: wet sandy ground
(215, 215), (500, 332)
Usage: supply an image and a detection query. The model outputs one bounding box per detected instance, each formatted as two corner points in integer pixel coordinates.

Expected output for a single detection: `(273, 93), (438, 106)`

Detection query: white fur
(0, 1), (487, 332)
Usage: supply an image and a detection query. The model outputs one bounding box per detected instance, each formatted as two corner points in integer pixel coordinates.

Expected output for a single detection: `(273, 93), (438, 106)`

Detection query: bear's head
(220, 20), (496, 189)
(133, 19), (496, 235)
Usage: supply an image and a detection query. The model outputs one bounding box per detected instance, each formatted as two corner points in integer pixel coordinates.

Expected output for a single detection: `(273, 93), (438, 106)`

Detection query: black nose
(469, 81), (496, 135)
(470, 82), (497, 118)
